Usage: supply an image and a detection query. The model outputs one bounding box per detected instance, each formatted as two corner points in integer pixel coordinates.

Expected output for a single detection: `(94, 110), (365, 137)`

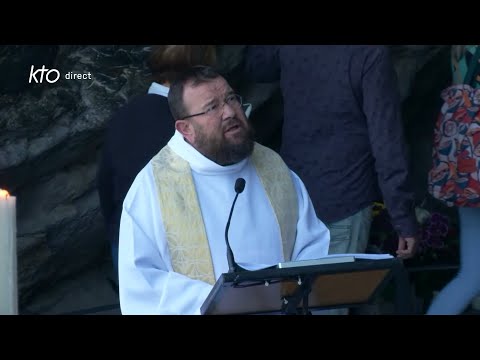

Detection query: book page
(331, 253), (394, 260)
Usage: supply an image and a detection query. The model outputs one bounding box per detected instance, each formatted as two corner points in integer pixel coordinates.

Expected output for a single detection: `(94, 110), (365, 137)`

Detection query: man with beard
(118, 66), (331, 315)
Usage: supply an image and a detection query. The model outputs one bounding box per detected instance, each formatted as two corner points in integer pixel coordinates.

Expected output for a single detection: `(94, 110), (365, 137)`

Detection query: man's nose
(221, 101), (236, 119)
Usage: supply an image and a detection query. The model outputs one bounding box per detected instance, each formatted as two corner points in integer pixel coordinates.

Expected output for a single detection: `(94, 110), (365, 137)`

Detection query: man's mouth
(224, 123), (242, 134)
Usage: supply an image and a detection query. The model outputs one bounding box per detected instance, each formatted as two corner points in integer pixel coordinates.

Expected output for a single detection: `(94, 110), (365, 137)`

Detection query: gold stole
(151, 142), (298, 285)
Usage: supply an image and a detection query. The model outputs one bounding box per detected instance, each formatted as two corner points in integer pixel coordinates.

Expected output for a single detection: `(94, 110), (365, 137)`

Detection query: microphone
(225, 178), (246, 273)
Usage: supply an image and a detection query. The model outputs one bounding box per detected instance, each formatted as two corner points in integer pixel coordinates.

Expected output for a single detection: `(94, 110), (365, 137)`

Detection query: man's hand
(396, 236), (417, 259)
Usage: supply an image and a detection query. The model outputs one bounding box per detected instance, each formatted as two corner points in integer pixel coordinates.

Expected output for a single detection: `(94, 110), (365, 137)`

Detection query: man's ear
(175, 120), (194, 142)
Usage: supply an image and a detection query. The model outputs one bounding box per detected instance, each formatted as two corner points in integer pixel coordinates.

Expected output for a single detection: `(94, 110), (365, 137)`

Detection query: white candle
(0, 189), (18, 315)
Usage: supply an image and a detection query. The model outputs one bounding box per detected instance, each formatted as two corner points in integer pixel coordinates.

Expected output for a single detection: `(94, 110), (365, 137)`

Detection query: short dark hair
(147, 45), (216, 85)
(168, 65), (222, 120)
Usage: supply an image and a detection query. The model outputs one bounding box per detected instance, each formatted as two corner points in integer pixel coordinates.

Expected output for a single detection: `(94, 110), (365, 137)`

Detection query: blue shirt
(245, 45), (417, 237)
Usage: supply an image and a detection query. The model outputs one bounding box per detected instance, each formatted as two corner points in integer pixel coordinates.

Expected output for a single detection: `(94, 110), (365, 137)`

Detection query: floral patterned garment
(428, 46), (480, 207)
(428, 82), (480, 207)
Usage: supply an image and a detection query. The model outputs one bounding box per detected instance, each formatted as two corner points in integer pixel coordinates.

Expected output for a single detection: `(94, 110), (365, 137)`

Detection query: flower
(417, 212), (452, 259)
(442, 120), (458, 137)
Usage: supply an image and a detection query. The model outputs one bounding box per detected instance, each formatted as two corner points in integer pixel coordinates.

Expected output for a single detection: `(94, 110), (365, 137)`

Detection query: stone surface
(1, 45), (150, 305)
(21, 255), (119, 315)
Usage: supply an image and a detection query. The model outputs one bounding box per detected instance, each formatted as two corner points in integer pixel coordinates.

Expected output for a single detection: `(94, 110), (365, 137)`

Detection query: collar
(147, 82), (169, 97)
(167, 131), (249, 175)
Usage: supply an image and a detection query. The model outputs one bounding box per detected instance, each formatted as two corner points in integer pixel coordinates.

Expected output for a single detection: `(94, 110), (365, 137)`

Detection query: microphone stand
(225, 192), (241, 273)
(225, 178), (246, 273)
(281, 274), (314, 315)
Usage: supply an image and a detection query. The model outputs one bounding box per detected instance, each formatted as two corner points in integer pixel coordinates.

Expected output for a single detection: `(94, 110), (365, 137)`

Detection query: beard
(193, 119), (255, 166)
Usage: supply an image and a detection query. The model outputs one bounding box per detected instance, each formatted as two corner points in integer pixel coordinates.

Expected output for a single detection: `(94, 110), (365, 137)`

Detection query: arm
(289, 171), (330, 260)
(118, 165), (212, 315)
(360, 46), (418, 250)
(244, 45), (281, 82)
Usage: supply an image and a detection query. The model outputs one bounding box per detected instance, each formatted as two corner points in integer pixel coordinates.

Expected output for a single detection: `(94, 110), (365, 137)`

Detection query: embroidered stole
(151, 142), (298, 285)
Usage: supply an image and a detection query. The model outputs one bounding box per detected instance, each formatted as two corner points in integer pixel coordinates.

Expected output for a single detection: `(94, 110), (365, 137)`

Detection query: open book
(277, 253), (393, 269)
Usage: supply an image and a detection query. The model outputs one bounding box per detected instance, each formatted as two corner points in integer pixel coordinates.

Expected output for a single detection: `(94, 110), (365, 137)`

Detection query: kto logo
(29, 65), (60, 84)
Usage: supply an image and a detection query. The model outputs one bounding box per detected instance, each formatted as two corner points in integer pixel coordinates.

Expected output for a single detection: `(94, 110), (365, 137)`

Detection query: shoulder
(104, 94), (171, 137)
(349, 45), (390, 62)
(253, 142), (283, 161)
(253, 141), (275, 153)
(252, 142), (298, 185)
(346, 46), (394, 75)
(350, 45), (389, 55)
(312, 46), (391, 74)
(287, 169), (309, 204)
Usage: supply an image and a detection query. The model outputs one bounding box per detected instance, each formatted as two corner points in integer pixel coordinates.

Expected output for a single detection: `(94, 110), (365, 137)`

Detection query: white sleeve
(118, 164), (212, 315)
(289, 171), (330, 260)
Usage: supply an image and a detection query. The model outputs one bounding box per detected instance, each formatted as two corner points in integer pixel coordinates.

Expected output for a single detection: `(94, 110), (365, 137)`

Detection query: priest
(118, 66), (330, 315)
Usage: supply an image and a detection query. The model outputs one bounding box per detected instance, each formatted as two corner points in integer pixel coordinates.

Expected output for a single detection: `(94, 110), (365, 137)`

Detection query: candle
(0, 189), (18, 315)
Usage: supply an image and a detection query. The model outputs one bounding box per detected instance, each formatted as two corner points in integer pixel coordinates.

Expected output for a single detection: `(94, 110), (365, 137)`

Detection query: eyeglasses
(182, 94), (243, 120)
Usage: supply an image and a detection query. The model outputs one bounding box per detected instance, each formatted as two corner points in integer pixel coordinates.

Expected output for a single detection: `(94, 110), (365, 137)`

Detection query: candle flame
(0, 189), (10, 198)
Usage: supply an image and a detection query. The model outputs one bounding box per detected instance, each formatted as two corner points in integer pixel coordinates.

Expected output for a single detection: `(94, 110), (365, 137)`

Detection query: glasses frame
(182, 94), (243, 120)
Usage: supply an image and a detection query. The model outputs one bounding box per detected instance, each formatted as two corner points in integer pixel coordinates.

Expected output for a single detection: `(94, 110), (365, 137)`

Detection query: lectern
(200, 257), (412, 315)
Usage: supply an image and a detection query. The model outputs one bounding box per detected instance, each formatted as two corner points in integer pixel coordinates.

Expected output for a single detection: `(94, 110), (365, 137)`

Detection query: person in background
(97, 46), (217, 282)
(426, 45), (480, 315)
(244, 45), (418, 259)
